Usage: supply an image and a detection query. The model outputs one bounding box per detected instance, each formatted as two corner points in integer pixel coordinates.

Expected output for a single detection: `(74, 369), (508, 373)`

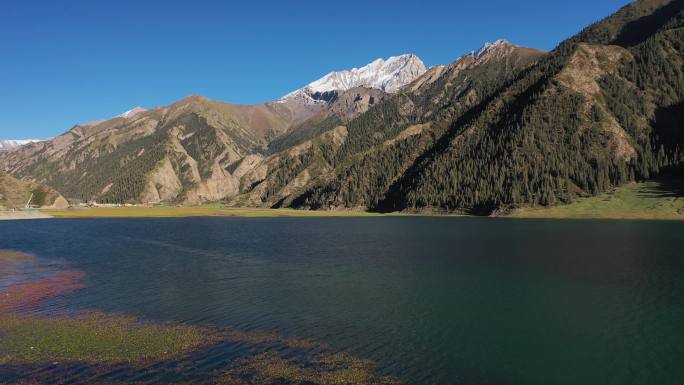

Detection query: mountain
(3, 0), (681, 213)
(277, 39), (548, 210)
(0, 53), (424, 205)
(0, 96), (304, 204)
(117, 107), (147, 119)
(281, 54), (426, 104)
(0, 140), (41, 152)
(0, 41), (544, 207)
(291, 0), (684, 213)
(0, 170), (67, 210)
(0, 84), (390, 205)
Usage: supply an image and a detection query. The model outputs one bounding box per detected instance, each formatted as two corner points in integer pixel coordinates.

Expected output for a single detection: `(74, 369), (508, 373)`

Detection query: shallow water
(1, 217), (683, 385)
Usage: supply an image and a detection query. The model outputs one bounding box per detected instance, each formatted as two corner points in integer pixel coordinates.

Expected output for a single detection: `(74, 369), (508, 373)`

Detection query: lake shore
(40, 206), (393, 219)
(0, 210), (53, 220)
(1, 181), (681, 221)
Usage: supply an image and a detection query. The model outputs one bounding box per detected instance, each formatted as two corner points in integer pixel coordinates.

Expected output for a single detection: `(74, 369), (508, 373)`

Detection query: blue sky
(1, 0), (630, 139)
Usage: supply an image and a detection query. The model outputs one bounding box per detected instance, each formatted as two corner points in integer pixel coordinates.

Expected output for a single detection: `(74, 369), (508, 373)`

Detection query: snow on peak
(472, 39), (516, 60)
(0, 139), (41, 152)
(117, 107), (147, 119)
(281, 54), (427, 104)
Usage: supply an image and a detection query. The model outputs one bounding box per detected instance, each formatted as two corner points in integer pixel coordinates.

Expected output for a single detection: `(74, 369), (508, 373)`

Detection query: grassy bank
(42, 206), (389, 219)
(34, 180), (684, 221)
(509, 181), (684, 220)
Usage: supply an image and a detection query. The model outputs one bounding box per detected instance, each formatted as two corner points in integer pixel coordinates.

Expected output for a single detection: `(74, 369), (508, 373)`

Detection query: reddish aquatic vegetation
(0, 252), (395, 384)
(0, 250), (86, 314)
(0, 270), (86, 313)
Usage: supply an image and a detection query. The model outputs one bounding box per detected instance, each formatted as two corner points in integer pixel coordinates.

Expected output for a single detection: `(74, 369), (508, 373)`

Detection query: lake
(1, 217), (683, 385)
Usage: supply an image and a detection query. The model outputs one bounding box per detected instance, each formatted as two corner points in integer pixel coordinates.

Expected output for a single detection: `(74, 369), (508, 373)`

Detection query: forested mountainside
(285, 41), (545, 211)
(1, 0), (682, 213)
(290, 0), (684, 213)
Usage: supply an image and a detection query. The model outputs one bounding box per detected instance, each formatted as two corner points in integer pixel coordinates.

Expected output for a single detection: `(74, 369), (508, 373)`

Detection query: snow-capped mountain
(471, 39), (518, 61)
(282, 54), (427, 104)
(79, 107), (148, 127)
(117, 107), (147, 119)
(0, 139), (41, 152)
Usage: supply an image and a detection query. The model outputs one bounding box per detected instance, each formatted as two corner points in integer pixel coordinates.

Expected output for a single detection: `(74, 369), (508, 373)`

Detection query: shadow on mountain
(613, 0), (684, 47)
(644, 98), (684, 197)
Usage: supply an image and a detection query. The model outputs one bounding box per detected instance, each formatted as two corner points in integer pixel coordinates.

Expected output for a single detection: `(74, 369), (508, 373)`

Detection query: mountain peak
(0, 139), (41, 152)
(281, 54), (427, 104)
(472, 39), (517, 59)
(117, 107), (147, 119)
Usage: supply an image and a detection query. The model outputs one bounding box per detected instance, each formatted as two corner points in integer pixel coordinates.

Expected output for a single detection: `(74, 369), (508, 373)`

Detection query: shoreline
(2, 179), (683, 221)
(0, 206), (679, 221)
(0, 210), (53, 220)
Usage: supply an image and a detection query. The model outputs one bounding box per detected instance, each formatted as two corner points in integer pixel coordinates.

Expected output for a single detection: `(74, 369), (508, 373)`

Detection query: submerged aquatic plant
(0, 312), (217, 364)
(0, 251), (400, 384)
(216, 350), (400, 385)
(0, 251), (219, 365)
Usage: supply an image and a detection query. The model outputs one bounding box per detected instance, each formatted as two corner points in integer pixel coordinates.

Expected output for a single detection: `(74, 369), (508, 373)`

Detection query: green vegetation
(29, 187), (47, 207)
(509, 180), (684, 219)
(217, 351), (399, 385)
(0, 313), (215, 364)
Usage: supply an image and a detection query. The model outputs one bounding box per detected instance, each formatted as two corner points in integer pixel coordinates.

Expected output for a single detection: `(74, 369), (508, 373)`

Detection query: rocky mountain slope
(0, 55), (421, 205)
(0, 96), (303, 204)
(0, 170), (67, 210)
(2, 0), (681, 213)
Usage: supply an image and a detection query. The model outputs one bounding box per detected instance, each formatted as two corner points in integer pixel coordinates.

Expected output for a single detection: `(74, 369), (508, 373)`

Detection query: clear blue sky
(1, 0), (630, 139)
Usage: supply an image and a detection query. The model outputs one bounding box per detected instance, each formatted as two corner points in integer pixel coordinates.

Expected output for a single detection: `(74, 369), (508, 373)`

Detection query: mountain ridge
(0, 140), (42, 152)
(2, 0), (682, 214)
(280, 54), (427, 104)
